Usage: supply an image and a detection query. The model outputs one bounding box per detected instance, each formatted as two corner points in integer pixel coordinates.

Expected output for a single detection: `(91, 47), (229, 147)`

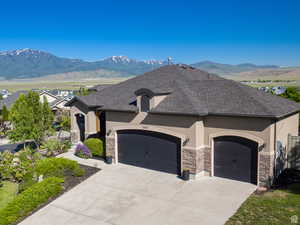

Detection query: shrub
(62, 140), (72, 151)
(0, 149), (41, 182)
(19, 158), (84, 192)
(40, 139), (70, 157)
(35, 158), (84, 178)
(0, 177), (64, 225)
(84, 138), (104, 157)
(75, 143), (92, 159)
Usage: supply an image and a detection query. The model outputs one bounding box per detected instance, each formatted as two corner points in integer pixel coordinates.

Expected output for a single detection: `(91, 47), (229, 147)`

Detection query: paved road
(19, 163), (256, 225)
(0, 142), (36, 153)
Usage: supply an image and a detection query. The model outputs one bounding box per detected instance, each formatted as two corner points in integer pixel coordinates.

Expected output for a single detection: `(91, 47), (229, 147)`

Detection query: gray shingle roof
(0, 90), (28, 110)
(69, 65), (300, 119)
(88, 84), (112, 92)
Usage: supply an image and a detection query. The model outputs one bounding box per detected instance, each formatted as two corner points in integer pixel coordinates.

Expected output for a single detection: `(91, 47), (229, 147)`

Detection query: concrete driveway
(19, 164), (256, 225)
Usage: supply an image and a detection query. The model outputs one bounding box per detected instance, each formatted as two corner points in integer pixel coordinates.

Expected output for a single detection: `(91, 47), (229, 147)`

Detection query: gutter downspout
(273, 120), (277, 186)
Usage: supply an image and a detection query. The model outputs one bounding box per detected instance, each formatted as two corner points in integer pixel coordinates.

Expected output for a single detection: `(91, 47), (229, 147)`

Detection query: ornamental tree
(9, 91), (54, 148)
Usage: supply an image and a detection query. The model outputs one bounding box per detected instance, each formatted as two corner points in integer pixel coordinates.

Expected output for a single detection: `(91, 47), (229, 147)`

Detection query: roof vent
(179, 64), (196, 70)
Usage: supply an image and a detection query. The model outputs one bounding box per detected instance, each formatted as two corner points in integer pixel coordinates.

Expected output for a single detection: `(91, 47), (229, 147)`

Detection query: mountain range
(0, 48), (282, 80)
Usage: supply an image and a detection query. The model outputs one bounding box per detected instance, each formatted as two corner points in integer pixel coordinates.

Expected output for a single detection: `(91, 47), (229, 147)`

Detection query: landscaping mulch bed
(15, 164), (100, 225)
(63, 164), (100, 191)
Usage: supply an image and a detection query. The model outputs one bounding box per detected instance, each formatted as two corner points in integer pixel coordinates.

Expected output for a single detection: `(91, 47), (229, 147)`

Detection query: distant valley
(0, 48), (299, 81)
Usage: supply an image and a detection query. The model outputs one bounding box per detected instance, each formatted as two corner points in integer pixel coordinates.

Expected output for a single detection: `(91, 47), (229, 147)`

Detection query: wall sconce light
(258, 143), (265, 152)
(107, 129), (112, 136)
(183, 138), (189, 146)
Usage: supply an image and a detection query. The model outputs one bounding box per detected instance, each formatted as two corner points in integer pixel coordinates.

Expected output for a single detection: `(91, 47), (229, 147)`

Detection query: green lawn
(0, 181), (18, 210)
(226, 184), (300, 225)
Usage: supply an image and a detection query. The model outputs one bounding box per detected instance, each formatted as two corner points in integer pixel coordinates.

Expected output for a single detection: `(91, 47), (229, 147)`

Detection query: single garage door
(117, 130), (181, 174)
(214, 136), (258, 184)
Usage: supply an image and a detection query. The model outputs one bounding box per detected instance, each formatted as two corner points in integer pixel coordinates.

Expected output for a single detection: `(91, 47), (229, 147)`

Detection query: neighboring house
(66, 65), (300, 187)
(48, 89), (74, 99)
(259, 86), (286, 95)
(0, 89), (11, 99)
(258, 86), (270, 93)
(0, 90), (70, 114)
(271, 86), (286, 95)
(0, 90), (28, 112)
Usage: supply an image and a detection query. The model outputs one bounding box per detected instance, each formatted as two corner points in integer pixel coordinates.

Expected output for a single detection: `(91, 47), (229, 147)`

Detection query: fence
(287, 134), (300, 169)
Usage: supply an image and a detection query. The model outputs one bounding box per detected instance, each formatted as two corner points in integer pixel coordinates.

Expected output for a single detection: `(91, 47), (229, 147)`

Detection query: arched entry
(214, 136), (258, 184)
(75, 114), (85, 142)
(117, 130), (181, 174)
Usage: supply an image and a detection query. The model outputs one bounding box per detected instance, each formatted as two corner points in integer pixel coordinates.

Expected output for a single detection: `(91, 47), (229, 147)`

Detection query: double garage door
(117, 130), (181, 174)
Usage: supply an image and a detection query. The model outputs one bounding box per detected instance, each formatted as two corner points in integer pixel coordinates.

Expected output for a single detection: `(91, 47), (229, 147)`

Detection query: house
(0, 90), (70, 114)
(66, 65), (300, 187)
(271, 86), (286, 95)
(47, 89), (74, 100)
(0, 89), (11, 99)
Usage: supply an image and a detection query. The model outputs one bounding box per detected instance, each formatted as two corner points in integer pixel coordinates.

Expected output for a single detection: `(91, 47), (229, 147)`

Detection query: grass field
(1, 76), (299, 93)
(246, 81), (300, 88)
(0, 78), (127, 92)
(226, 184), (300, 225)
(0, 181), (18, 210)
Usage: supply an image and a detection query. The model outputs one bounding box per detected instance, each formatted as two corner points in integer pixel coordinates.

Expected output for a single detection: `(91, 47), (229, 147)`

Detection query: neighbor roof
(68, 65), (300, 119)
(0, 90), (28, 110)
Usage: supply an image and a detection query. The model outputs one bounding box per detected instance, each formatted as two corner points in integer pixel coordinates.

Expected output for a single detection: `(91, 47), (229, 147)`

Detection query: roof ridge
(173, 80), (208, 115)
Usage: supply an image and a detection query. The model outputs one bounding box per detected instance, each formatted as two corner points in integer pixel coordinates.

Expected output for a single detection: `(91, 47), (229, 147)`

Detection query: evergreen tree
(1, 104), (9, 121)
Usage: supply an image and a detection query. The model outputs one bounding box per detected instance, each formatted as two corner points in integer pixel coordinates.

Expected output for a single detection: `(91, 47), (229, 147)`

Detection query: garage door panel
(214, 136), (258, 184)
(118, 130), (181, 175)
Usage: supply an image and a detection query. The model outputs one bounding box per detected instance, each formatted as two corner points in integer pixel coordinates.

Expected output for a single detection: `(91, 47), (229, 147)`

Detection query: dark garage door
(117, 130), (181, 174)
(214, 136), (258, 184)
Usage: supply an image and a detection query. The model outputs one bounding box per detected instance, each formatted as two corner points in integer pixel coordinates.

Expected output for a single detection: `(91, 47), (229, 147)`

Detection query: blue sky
(1, 0), (300, 66)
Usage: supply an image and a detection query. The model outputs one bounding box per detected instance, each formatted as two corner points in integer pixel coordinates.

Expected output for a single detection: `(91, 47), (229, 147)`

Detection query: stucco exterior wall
(204, 116), (272, 153)
(106, 111), (200, 149)
(70, 104), (299, 187)
(276, 113), (299, 147)
(70, 102), (96, 142)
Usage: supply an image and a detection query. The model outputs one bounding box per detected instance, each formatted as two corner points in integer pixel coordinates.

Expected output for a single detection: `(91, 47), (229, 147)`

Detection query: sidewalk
(57, 143), (108, 169)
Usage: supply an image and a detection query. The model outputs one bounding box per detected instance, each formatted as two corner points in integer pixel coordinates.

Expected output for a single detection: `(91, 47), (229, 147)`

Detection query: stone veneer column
(106, 134), (116, 163)
(182, 147), (197, 174)
(203, 146), (212, 175)
(182, 146), (206, 177)
(259, 153), (274, 187)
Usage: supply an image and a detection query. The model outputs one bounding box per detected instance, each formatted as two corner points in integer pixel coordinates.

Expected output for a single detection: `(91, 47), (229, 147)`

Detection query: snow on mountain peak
(143, 59), (164, 65)
(107, 55), (133, 63)
(0, 48), (44, 56)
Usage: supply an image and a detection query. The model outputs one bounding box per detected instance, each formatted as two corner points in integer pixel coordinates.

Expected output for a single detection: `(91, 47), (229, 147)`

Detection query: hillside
(191, 61), (279, 76)
(229, 67), (300, 81)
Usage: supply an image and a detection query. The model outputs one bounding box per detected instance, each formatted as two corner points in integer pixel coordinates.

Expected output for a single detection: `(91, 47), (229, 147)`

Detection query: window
(140, 95), (150, 112)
